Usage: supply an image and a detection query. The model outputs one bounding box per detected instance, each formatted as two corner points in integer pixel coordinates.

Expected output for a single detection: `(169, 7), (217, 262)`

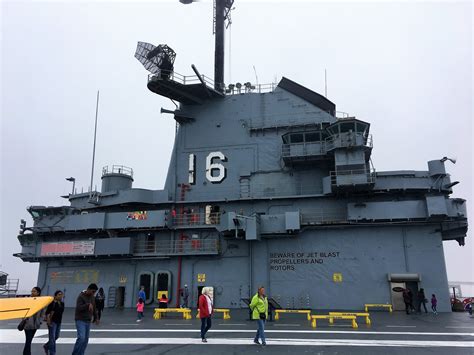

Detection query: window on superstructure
(305, 132), (320, 142)
(290, 133), (304, 143)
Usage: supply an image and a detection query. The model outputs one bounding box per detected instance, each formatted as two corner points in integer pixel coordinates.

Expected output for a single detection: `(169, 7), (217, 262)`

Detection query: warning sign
(197, 273), (206, 283)
(333, 273), (343, 282)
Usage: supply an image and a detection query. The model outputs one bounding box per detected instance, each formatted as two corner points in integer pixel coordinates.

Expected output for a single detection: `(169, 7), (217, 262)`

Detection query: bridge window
(290, 133), (304, 143)
(305, 132), (320, 142)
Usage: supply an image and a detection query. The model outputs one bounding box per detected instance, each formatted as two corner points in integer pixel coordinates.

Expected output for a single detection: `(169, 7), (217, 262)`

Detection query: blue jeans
(200, 317), (212, 339)
(255, 319), (266, 344)
(44, 322), (61, 355)
(72, 320), (91, 355)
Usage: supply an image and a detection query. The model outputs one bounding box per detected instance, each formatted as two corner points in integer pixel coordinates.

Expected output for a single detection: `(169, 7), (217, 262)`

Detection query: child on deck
(431, 294), (438, 314)
(136, 298), (145, 322)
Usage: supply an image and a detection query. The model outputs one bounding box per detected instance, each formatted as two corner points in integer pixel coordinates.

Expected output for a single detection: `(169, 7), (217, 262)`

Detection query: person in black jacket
(403, 288), (414, 315)
(72, 283), (99, 355)
(43, 290), (65, 355)
(417, 288), (428, 313)
(95, 288), (105, 321)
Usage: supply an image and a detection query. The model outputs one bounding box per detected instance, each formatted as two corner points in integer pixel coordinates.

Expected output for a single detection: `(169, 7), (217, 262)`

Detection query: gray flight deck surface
(1, 309), (473, 354)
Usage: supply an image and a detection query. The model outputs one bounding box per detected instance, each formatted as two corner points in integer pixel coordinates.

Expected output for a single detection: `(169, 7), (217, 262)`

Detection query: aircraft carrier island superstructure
(15, 1), (468, 312)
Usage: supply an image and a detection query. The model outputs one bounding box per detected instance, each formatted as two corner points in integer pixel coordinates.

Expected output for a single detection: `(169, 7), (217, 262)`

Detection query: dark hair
(87, 283), (98, 291)
(138, 297), (144, 303)
(54, 290), (63, 296)
(432, 294), (436, 297)
(33, 286), (41, 295)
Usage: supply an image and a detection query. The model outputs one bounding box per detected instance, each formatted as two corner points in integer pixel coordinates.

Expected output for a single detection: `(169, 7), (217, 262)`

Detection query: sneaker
(253, 339), (260, 345)
(202, 338), (207, 343)
(262, 342), (266, 346)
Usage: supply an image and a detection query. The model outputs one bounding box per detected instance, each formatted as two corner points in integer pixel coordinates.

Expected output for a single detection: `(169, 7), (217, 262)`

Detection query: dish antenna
(135, 42), (176, 79)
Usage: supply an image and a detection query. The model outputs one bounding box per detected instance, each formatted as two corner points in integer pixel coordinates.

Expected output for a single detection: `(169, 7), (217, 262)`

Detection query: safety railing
(324, 133), (373, 151)
(148, 71), (215, 88)
(147, 72), (277, 95)
(282, 133), (372, 160)
(225, 83), (277, 95)
(133, 238), (219, 256)
(171, 212), (221, 227)
(281, 141), (325, 158)
(329, 169), (376, 186)
(251, 183), (323, 197)
(102, 165), (133, 178)
(301, 210), (348, 225)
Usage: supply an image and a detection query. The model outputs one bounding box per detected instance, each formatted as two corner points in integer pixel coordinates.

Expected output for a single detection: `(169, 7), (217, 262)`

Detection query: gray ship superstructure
(15, 1), (468, 312)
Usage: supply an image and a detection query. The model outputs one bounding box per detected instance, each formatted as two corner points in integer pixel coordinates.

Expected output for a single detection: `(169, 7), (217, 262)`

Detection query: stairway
(107, 286), (117, 308)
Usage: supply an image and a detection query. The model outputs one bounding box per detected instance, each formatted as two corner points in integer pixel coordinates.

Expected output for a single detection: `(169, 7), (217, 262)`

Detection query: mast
(214, 0), (226, 92)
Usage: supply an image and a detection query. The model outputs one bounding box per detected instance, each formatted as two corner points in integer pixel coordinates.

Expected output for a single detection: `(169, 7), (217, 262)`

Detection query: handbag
(17, 318), (27, 331)
(259, 312), (266, 320)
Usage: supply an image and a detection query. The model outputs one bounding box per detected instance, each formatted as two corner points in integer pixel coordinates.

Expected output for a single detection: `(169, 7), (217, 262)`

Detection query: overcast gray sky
(1, 0), (472, 294)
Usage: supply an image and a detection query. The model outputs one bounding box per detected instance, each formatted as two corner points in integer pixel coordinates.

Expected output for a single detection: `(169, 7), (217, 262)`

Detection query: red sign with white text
(41, 241), (95, 256)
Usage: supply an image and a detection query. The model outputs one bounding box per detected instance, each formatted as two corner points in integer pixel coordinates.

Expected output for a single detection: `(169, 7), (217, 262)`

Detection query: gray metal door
(390, 282), (406, 311)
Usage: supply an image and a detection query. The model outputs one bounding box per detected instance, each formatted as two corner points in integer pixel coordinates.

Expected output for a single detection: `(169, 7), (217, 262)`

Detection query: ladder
(107, 286), (117, 308)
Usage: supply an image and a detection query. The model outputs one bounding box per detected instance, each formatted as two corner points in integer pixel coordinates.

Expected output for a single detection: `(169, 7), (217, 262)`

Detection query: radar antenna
(134, 42), (176, 80)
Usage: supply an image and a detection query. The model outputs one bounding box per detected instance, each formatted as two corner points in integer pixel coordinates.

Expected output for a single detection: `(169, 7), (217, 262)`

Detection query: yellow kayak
(0, 296), (53, 320)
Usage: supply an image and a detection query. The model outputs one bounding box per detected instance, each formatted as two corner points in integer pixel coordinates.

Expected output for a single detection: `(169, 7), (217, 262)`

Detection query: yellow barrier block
(153, 308), (192, 320)
(311, 315), (358, 329)
(274, 309), (312, 321)
(364, 304), (392, 313)
(329, 312), (371, 326)
(196, 308), (231, 320)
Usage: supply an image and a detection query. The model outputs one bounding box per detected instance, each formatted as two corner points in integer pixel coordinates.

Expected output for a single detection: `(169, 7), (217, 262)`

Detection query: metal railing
(324, 133), (373, 151)
(301, 210), (348, 225)
(148, 70), (215, 88)
(336, 111), (351, 119)
(0, 278), (19, 298)
(250, 183), (323, 197)
(102, 165), (133, 178)
(225, 83), (277, 95)
(133, 239), (219, 256)
(171, 212), (221, 227)
(282, 133), (373, 160)
(147, 71), (276, 95)
(282, 141), (325, 158)
(329, 169), (376, 186)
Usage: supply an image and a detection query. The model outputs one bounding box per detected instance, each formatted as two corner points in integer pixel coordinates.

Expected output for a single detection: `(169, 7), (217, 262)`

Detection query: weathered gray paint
(15, 77), (467, 313)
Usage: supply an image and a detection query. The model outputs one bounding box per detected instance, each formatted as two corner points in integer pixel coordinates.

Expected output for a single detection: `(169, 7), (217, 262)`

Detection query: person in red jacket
(198, 287), (213, 342)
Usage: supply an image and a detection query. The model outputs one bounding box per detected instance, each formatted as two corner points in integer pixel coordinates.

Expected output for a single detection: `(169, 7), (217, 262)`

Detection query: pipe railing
(147, 71), (276, 95)
(133, 238), (219, 255)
